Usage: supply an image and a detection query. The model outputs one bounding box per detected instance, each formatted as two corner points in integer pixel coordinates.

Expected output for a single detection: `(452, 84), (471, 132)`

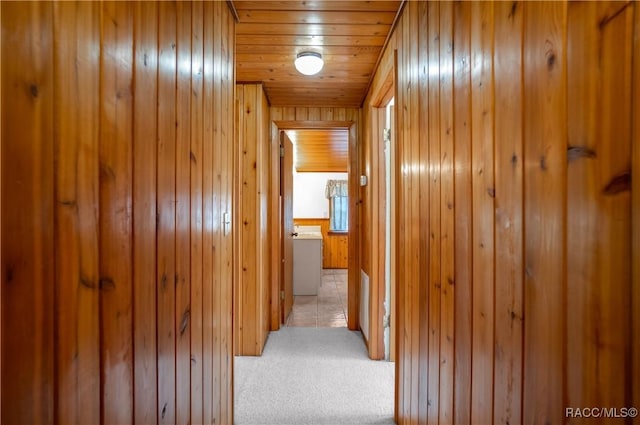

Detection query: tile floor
(286, 269), (348, 327)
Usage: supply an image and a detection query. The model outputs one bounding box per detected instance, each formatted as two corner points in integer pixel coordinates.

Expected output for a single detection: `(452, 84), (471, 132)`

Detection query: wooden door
(280, 131), (294, 323)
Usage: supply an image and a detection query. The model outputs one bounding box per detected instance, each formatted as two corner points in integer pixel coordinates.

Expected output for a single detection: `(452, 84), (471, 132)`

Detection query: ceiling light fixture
(294, 52), (323, 76)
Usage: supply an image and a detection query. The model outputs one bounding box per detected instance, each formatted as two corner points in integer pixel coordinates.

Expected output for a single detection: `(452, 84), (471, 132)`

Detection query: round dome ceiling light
(294, 51), (324, 76)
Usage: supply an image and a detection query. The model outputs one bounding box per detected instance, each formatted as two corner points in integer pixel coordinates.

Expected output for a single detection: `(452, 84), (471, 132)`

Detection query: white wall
(293, 172), (347, 218)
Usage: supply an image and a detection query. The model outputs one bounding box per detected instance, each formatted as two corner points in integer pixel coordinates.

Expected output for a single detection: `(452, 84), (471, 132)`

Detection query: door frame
(269, 119), (360, 331)
(367, 69), (396, 360)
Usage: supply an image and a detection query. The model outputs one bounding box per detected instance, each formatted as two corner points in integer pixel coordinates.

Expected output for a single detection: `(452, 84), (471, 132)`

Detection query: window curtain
(325, 179), (348, 198)
(325, 179), (348, 231)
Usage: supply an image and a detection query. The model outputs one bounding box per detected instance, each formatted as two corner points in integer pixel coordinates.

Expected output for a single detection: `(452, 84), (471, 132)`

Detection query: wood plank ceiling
(233, 1), (403, 108)
(285, 128), (349, 172)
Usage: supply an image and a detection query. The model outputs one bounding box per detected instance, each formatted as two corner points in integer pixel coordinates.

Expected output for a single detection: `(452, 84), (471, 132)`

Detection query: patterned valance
(325, 179), (348, 198)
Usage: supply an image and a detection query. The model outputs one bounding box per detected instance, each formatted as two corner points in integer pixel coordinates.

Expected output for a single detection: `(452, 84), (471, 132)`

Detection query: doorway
(285, 128), (349, 327)
(270, 120), (360, 332)
(366, 73), (396, 362)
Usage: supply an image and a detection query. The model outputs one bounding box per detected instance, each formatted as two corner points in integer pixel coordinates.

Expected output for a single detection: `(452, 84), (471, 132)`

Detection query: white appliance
(293, 225), (323, 296)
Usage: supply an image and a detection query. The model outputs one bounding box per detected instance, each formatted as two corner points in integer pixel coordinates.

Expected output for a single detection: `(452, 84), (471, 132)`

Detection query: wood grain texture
(566, 3), (606, 420)
(360, 1), (637, 424)
(157, 3), (177, 423)
(201, 3), (216, 421)
(288, 129), (348, 172)
(53, 3), (101, 424)
(175, 2), (192, 422)
(213, 1), (226, 419)
(426, 2), (442, 423)
(99, 3), (135, 422)
(282, 131), (295, 325)
(235, 83), (271, 356)
(407, 2), (421, 421)
(269, 106), (281, 332)
(346, 110), (361, 333)
(233, 1), (402, 107)
(2, 2), (638, 424)
(416, 2), (430, 421)
(1, 3), (55, 424)
(451, 3), (473, 424)
(522, 3), (567, 424)
(393, 9), (409, 420)
(370, 107), (386, 359)
(438, 3), (455, 423)
(593, 3), (633, 414)
(493, 2), (524, 424)
(632, 1), (640, 417)
(132, 2), (158, 423)
(218, 3), (236, 420)
(630, 3), (640, 418)
(189, 2), (204, 422)
(470, 3), (495, 424)
(1, 2), (236, 424)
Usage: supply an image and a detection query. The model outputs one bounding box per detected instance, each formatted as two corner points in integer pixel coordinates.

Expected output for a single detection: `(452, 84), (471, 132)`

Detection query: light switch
(223, 211), (231, 235)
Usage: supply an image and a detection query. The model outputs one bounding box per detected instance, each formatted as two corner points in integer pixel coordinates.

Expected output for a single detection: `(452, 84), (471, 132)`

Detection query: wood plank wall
(1, 2), (235, 423)
(269, 107), (361, 331)
(235, 83), (271, 356)
(362, 1), (639, 424)
(633, 1), (640, 415)
(293, 218), (348, 269)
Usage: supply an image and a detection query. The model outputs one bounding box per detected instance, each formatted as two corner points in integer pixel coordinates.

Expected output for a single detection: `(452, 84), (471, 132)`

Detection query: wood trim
(234, 83), (271, 356)
(367, 106), (386, 360)
(274, 120), (354, 129)
(347, 119), (360, 331)
(362, 0), (407, 108)
(269, 108), (360, 332)
(226, 1), (239, 22)
(632, 0), (640, 416)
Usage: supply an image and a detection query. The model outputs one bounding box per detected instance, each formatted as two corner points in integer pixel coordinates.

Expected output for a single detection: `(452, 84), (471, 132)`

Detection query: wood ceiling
(285, 129), (349, 172)
(232, 1), (403, 108)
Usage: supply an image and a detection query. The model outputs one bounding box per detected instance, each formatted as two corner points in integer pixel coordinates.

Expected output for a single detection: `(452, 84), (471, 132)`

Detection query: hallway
(234, 327), (394, 425)
(2, 1), (639, 424)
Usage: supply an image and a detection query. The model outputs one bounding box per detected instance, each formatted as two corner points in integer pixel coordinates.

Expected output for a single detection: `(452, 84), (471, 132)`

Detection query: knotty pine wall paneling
(1, 2), (236, 423)
(220, 2), (235, 418)
(235, 83), (270, 356)
(133, 2), (158, 423)
(2, 3), (55, 423)
(565, 1), (634, 417)
(361, 1), (639, 424)
(55, 2), (102, 423)
(99, 3), (135, 420)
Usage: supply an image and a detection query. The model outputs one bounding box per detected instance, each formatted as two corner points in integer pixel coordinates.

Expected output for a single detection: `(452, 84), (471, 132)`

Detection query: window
(325, 179), (348, 232)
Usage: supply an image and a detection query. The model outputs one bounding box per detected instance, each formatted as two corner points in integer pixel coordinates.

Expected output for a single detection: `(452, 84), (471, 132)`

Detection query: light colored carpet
(234, 327), (395, 425)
